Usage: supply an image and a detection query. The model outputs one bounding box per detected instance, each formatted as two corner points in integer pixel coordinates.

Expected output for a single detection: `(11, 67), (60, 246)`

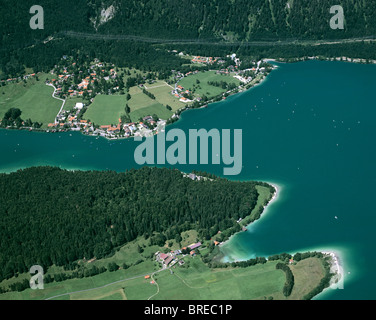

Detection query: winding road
(46, 83), (66, 124)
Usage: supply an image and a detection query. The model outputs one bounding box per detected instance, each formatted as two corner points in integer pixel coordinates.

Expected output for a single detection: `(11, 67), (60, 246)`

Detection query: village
(47, 102), (166, 140)
(1, 52), (273, 139)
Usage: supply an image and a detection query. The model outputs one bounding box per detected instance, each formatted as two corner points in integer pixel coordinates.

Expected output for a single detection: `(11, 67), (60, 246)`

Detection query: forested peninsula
(0, 166), (274, 282)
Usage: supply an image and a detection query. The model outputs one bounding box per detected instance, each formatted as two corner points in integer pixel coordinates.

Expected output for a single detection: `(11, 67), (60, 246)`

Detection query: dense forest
(0, 166), (269, 282)
(1, 0), (376, 78)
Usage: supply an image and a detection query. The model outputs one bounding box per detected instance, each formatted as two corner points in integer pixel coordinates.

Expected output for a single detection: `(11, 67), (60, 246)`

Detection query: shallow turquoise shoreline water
(1, 60), (375, 299)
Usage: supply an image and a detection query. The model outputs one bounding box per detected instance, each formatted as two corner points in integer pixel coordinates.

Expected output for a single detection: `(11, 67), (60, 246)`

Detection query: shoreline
(0, 63), (274, 141)
(218, 181), (344, 300)
(314, 249), (345, 298)
(265, 55), (376, 65)
(7, 55), (374, 140)
(218, 181), (281, 255)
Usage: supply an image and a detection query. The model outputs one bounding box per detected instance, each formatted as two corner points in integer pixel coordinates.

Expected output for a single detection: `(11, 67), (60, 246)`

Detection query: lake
(1, 60), (375, 299)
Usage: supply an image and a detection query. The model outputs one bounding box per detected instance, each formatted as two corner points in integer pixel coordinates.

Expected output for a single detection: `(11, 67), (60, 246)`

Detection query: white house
(75, 102), (84, 110)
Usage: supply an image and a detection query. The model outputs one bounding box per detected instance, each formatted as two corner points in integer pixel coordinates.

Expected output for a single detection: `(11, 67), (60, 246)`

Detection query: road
(46, 83), (66, 124)
(59, 31), (376, 47)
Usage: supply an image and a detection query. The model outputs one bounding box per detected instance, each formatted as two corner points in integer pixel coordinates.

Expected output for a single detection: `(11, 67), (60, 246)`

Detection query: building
(164, 256), (173, 266)
(75, 102), (84, 110)
(188, 242), (201, 250)
(188, 173), (197, 180)
(158, 253), (169, 261)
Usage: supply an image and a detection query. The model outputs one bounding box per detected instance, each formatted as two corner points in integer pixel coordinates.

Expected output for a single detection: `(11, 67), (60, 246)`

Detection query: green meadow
(129, 103), (173, 122)
(178, 71), (241, 99)
(0, 73), (62, 127)
(127, 86), (173, 122)
(148, 258), (285, 300)
(84, 95), (126, 125)
(145, 81), (185, 112)
(0, 252), (327, 300)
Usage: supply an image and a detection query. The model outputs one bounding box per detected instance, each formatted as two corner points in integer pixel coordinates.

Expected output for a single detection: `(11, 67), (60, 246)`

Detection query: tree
(4, 108), (22, 121)
(107, 262), (119, 272)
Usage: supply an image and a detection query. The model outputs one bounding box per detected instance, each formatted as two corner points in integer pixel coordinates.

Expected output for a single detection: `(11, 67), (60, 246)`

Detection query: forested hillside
(0, 166), (270, 281)
(1, 0), (375, 77)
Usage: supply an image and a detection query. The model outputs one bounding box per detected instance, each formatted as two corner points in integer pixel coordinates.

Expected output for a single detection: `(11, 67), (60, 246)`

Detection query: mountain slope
(1, 0), (376, 77)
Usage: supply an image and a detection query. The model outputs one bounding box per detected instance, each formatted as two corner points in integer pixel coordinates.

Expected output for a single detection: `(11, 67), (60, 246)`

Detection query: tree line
(207, 80), (238, 91)
(276, 262), (294, 297)
(0, 108), (42, 129)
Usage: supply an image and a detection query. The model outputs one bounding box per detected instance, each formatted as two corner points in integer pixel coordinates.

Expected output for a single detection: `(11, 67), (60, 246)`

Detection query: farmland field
(129, 103), (173, 122)
(0, 227), (329, 301)
(127, 86), (173, 121)
(127, 86), (155, 112)
(178, 71), (240, 99)
(0, 73), (62, 127)
(84, 95), (126, 125)
(146, 82), (185, 112)
(148, 259), (285, 300)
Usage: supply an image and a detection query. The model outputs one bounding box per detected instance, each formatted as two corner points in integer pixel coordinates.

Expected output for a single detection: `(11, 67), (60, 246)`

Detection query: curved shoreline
(218, 181), (281, 260)
(313, 249), (345, 299)
(219, 181), (344, 299)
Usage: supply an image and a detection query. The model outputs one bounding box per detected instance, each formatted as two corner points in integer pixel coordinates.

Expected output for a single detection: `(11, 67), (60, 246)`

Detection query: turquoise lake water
(1, 60), (375, 299)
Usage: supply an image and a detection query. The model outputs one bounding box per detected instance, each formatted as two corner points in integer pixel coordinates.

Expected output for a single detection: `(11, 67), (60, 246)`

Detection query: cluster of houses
(49, 59), (121, 100)
(47, 103), (93, 132)
(1, 72), (38, 83)
(169, 54), (264, 103)
(155, 242), (202, 268)
(95, 117), (165, 139)
(97, 116), (164, 138)
(171, 84), (195, 104)
(191, 56), (221, 65)
(47, 99), (166, 139)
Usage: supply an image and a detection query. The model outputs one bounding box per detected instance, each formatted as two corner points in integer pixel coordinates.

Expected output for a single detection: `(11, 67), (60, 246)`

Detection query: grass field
(148, 258), (285, 300)
(0, 254), (328, 300)
(178, 71), (241, 99)
(84, 94), (126, 125)
(286, 257), (326, 300)
(145, 81), (185, 112)
(129, 103), (173, 122)
(127, 86), (173, 122)
(0, 73), (62, 127)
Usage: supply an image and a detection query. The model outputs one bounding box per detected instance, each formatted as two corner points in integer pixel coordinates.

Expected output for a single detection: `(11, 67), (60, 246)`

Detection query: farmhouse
(188, 242), (201, 250)
(164, 256), (173, 266)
